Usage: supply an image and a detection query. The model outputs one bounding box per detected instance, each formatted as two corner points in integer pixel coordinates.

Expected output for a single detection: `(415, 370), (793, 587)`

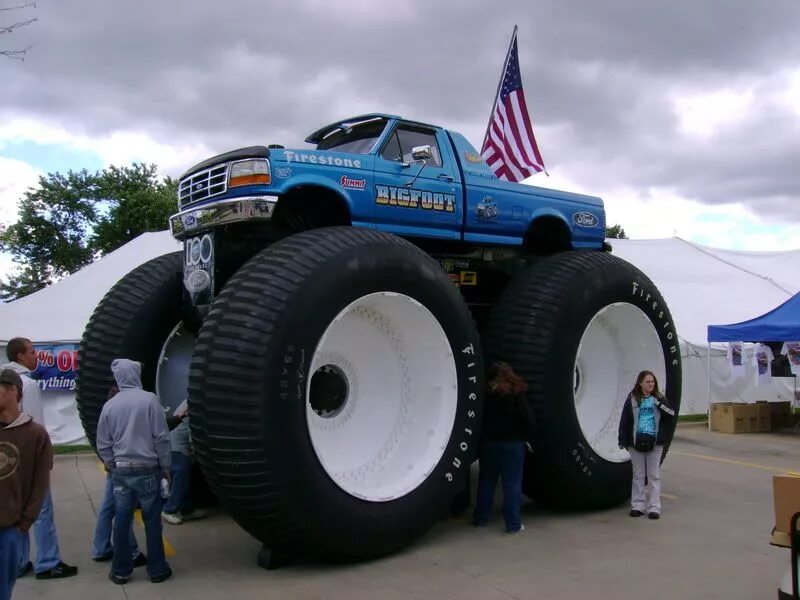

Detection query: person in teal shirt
(617, 370), (675, 519)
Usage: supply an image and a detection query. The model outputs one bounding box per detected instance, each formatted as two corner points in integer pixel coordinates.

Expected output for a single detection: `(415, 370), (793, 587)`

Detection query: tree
(0, 163), (177, 301)
(605, 224), (628, 239)
(1, 1), (38, 60)
(91, 165), (178, 255)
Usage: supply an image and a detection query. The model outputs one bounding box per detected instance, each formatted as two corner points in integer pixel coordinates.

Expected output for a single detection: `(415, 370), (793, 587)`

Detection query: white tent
(1, 232), (798, 442)
(0, 232), (181, 343)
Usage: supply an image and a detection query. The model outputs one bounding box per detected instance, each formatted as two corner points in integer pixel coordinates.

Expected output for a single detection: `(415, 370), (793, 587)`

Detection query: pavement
(12, 423), (799, 600)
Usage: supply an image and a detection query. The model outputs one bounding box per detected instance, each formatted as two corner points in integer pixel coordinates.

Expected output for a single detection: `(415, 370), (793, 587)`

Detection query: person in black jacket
(472, 362), (535, 534)
(617, 370), (675, 520)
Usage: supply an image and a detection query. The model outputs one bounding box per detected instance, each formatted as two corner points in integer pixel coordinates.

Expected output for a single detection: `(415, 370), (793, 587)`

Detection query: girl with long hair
(472, 362), (535, 534)
(617, 370), (675, 519)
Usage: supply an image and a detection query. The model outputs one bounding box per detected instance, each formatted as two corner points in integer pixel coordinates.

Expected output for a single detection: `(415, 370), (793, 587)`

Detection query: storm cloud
(1, 0), (799, 222)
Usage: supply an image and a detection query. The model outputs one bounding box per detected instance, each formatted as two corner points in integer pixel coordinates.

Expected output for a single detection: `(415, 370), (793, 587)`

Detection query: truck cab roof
(305, 114), (441, 145)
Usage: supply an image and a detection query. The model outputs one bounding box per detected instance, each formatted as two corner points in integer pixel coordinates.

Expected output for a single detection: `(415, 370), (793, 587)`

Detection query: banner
(782, 342), (800, 376)
(727, 342), (744, 375)
(32, 343), (79, 393)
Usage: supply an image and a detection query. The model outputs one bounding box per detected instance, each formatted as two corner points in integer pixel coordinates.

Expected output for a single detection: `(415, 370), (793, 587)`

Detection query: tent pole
(707, 343), (712, 431)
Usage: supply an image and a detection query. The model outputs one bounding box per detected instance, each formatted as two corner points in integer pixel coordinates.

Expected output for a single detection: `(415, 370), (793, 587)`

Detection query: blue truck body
(170, 114), (606, 251)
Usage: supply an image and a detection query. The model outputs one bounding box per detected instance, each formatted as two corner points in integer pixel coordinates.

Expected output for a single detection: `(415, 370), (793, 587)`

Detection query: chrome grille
(179, 164), (228, 208)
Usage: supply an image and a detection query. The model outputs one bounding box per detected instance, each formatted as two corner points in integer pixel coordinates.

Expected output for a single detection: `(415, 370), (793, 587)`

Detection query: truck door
(372, 124), (462, 239)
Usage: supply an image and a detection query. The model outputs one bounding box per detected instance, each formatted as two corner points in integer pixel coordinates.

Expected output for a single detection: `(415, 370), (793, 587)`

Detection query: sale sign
(32, 343), (79, 392)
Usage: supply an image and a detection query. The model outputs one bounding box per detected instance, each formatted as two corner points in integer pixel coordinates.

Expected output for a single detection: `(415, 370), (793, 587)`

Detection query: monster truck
(75, 113), (681, 561)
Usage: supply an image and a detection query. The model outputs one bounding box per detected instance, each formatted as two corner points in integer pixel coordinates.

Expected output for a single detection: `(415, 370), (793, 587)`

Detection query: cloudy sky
(1, 0), (799, 273)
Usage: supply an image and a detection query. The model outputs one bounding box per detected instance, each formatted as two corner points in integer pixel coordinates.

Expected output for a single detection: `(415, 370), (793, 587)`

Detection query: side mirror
(411, 145), (432, 161)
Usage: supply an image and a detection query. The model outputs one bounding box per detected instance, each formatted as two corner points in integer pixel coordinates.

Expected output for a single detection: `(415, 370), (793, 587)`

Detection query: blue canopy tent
(706, 292), (800, 429)
(708, 292), (800, 343)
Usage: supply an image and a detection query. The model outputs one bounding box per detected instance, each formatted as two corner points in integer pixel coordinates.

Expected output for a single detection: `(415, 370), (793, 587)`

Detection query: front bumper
(169, 195), (279, 240)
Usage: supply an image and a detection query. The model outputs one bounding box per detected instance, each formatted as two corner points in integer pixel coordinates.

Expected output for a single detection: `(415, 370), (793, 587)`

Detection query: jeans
(18, 491), (61, 574)
(111, 467), (170, 579)
(91, 473), (140, 559)
(473, 441), (526, 532)
(629, 445), (662, 514)
(163, 452), (193, 515)
(1, 527), (23, 600)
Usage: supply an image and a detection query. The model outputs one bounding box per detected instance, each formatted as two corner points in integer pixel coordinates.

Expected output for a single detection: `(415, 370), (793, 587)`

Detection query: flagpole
(481, 25), (518, 153)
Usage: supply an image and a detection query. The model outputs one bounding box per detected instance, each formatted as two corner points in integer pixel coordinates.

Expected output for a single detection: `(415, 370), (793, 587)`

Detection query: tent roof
(0, 232), (181, 344)
(707, 292), (800, 342)
(606, 237), (800, 344)
(0, 232), (799, 346)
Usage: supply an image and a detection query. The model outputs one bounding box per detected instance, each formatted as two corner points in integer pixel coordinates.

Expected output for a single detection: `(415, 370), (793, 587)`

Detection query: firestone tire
(187, 227), (483, 562)
(76, 252), (183, 447)
(483, 250), (681, 509)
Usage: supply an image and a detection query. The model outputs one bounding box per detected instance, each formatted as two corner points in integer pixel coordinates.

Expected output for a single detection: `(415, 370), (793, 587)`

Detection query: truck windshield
(315, 118), (387, 154)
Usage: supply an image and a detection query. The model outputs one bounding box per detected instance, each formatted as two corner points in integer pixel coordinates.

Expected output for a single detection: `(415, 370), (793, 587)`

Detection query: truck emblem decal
(284, 150), (362, 169)
(195, 183), (204, 190)
(375, 184), (456, 213)
(464, 151), (483, 164)
(476, 197), (498, 220)
(182, 214), (198, 230)
(340, 175), (367, 190)
(185, 269), (211, 294)
(274, 167), (292, 178)
(572, 212), (599, 228)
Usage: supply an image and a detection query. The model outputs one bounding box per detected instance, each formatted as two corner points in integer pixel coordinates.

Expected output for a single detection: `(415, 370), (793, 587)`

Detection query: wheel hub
(573, 302), (666, 463)
(306, 292), (458, 502)
(310, 364), (350, 418)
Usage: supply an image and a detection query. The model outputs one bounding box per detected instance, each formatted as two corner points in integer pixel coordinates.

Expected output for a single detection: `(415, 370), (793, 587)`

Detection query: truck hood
(181, 146), (270, 179)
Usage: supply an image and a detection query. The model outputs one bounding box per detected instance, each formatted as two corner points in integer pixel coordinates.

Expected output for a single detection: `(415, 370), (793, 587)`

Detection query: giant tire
(76, 252), (183, 447)
(188, 227), (483, 561)
(483, 250), (681, 509)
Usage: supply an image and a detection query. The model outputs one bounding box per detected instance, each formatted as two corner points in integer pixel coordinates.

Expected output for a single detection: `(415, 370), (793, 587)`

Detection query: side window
(380, 132), (403, 162)
(381, 127), (443, 168)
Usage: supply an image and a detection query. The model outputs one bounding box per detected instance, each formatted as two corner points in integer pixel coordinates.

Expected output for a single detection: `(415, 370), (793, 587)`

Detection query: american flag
(481, 30), (546, 182)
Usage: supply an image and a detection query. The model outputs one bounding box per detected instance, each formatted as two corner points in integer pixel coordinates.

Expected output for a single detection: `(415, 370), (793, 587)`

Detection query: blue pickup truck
(77, 114), (681, 564)
(169, 113), (605, 253)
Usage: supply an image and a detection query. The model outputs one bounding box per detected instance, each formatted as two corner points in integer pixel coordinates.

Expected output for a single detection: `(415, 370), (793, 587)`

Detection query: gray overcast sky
(1, 0), (799, 249)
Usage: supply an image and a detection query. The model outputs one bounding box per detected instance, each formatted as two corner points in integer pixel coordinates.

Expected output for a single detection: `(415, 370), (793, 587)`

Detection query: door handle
(437, 174), (454, 182)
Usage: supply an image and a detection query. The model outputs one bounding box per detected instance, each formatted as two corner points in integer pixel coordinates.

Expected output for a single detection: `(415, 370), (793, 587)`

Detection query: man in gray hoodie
(96, 359), (172, 585)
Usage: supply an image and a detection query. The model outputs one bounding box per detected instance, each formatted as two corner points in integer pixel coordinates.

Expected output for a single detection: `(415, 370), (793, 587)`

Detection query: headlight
(228, 159), (271, 188)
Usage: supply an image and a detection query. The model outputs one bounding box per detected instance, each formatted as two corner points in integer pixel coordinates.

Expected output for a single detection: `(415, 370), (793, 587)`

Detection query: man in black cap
(0, 368), (52, 600)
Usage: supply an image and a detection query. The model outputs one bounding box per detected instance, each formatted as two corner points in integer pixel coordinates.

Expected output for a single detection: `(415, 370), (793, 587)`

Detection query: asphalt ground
(12, 423), (799, 600)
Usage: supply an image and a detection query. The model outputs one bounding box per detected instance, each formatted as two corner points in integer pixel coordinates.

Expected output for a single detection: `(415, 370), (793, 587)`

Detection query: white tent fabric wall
(0, 232), (798, 443)
(681, 341), (795, 414)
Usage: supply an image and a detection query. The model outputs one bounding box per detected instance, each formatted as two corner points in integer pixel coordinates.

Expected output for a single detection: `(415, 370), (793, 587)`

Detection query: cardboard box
(769, 401), (792, 429)
(710, 402), (748, 434)
(753, 402), (772, 432)
(770, 474), (800, 548)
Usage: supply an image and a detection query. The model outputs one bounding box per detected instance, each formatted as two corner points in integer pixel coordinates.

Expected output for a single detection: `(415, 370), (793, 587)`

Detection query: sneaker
(133, 552), (148, 568)
(507, 524), (525, 534)
(17, 561), (33, 577)
(109, 572), (129, 585)
(150, 567), (173, 583)
(36, 561), (78, 579)
(648, 512), (660, 520)
(629, 510), (644, 517)
(162, 511), (183, 525)
(180, 508), (208, 522)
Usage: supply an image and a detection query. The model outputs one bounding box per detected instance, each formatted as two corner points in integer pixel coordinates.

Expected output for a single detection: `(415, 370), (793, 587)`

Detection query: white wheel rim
(306, 292), (458, 502)
(156, 322), (195, 415)
(573, 303), (666, 463)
